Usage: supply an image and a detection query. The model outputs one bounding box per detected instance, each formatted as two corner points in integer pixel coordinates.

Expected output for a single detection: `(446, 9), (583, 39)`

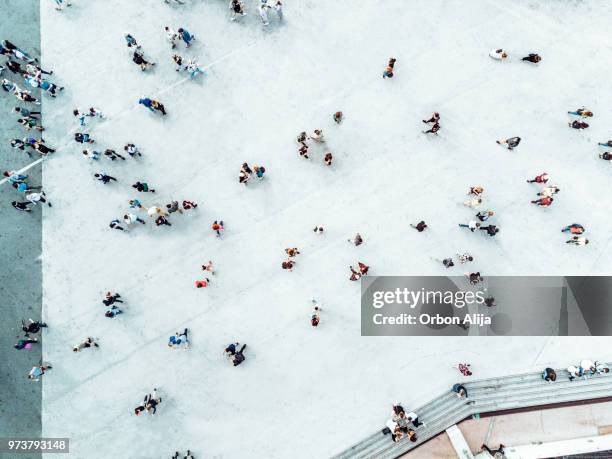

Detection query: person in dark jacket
(144, 389), (162, 414)
(139, 97), (167, 115)
(225, 342), (240, 357)
(12, 201), (33, 212)
(5, 60), (22, 74)
(496, 136), (521, 150)
(30, 140), (55, 155)
(521, 53), (541, 63)
(103, 292), (123, 306)
(480, 225), (499, 236)
(94, 173), (117, 184)
(74, 132), (94, 144)
(569, 120), (589, 130)
(542, 367), (557, 382)
(132, 50), (155, 71)
(22, 319), (47, 336)
(132, 181), (155, 192)
(231, 344), (247, 366)
(452, 383), (468, 398)
(599, 152), (612, 161)
(411, 221), (428, 232)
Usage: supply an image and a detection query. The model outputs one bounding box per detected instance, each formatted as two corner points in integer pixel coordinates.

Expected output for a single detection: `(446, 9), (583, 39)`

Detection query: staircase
(331, 364), (612, 459)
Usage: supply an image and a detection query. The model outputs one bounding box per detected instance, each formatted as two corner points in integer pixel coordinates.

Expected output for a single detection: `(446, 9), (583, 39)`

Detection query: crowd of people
(3, 4), (612, 458)
(543, 359), (610, 382)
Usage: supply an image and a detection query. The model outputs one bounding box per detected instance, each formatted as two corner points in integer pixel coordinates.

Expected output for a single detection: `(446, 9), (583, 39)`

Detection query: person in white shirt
(458, 220), (480, 232)
(164, 26), (178, 49)
(259, 3), (270, 25)
(489, 48), (508, 60)
(124, 213), (145, 226)
(26, 191), (51, 207)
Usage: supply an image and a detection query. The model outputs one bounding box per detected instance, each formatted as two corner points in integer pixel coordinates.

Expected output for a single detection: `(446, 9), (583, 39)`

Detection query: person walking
(28, 364), (52, 381)
(104, 149), (126, 161)
(178, 28), (195, 47)
(566, 236), (589, 246)
(142, 389), (162, 415)
(105, 305), (123, 318)
(561, 223), (584, 235)
(132, 181), (155, 192)
(410, 221), (428, 232)
(459, 220), (481, 232)
(527, 172), (549, 184)
(231, 344), (247, 366)
(14, 338), (38, 350)
(531, 196), (553, 206)
(496, 136), (521, 150)
(103, 292), (123, 306)
(124, 213), (146, 226)
(12, 201), (33, 212)
(139, 97), (167, 115)
(168, 328), (190, 349)
(542, 367), (557, 382)
(22, 319), (47, 336)
(521, 53), (541, 63)
(383, 58), (396, 78)
(95, 173), (117, 184)
(26, 191), (51, 207)
(73, 337), (99, 352)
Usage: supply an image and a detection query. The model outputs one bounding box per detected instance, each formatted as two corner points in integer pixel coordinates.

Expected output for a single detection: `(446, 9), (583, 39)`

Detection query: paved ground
(406, 401), (612, 458)
(0, 1), (42, 458)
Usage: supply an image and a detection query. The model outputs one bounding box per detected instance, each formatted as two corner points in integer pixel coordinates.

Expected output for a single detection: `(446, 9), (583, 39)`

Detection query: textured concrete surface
(0, 1), (42, 458)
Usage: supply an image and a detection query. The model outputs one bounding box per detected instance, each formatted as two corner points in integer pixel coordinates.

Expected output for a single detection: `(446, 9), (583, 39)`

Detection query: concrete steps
(331, 364), (612, 459)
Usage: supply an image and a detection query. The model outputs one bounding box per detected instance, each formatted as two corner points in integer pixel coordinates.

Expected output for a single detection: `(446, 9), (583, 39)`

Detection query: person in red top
(561, 224), (585, 235)
(195, 278), (210, 288)
(281, 260), (295, 271)
(211, 220), (224, 236)
(527, 172), (549, 184)
(531, 196), (553, 206)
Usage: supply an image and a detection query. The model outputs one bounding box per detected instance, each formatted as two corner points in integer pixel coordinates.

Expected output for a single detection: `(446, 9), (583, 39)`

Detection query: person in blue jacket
(139, 97), (167, 115)
(74, 132), (94, 144)
(168, 328), (189, 348)
(124, 33), (140, 49)
(178, 28), (195, 47)
(254, 165), (266, 179)
(3, 170), (28, 184)
(14, 181), (42, 193)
